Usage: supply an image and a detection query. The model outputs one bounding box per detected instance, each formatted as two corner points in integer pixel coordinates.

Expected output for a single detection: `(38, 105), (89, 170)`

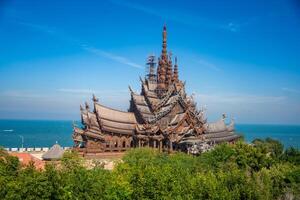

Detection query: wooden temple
(72, 26), (240, 154)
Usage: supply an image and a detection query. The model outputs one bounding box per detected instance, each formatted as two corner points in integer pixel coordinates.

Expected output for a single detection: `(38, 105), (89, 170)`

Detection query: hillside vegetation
(0, 138), (300, 200)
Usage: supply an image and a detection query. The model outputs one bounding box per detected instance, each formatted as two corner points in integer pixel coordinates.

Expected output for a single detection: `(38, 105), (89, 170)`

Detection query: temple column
(110, 141), (113, 152)
(169, 140), (173, 152)
(153, 140), (157, 149)
(138, 139), (141, 148)
(118, 138), (121, 152)
(159, 140), (162, 152)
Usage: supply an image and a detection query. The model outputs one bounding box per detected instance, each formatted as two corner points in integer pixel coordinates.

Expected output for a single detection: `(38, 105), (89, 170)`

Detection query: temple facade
(72, 26), (240, 154)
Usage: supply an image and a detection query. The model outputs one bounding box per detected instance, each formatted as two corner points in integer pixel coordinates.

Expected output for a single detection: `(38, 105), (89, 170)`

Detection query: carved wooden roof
(132, 93), (147, 105)
(87, 111), (100, 130)
(95, 103), (137, 124)
(170, 112), (186, 125)
(204, 119), (228, 133)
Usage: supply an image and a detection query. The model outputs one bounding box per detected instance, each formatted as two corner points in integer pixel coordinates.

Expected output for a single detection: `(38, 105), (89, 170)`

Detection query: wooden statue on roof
(72, 26), (240, 154)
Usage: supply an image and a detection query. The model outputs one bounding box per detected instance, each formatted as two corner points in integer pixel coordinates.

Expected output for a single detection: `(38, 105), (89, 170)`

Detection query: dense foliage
(0, 138), (300, 200)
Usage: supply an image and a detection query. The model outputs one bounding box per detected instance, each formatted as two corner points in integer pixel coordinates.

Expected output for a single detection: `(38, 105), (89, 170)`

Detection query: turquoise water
(0, 120), (74, 148)
(0, 120), (299, 149)
(236, 124), (300, 149)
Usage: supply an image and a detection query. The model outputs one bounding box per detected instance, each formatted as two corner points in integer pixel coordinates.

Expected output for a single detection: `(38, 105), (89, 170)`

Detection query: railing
(4, 147), (71, 152)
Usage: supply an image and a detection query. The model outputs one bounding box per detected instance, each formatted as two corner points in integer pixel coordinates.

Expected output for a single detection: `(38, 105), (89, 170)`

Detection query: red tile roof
(9, 153), (45, 170)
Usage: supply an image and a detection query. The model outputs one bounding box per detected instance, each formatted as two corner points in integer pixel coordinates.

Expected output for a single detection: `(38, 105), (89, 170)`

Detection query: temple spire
(157, 26), (168, 94)
(173, 56), (179, 82)
(162, 25), (167, 60)
(166, 52), (173, 85)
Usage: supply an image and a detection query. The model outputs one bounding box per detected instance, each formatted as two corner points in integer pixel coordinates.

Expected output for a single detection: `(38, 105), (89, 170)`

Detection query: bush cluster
(0, 138), (299, 200)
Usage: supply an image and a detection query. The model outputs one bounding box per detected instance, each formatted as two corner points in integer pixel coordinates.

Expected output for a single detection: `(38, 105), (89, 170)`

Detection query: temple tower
(172, 57), (179, 83)
(165, 53), (173, 85)
(157, 25), (168, 94)
(147, 55), (156, 83)
(161, 25), (167, 61)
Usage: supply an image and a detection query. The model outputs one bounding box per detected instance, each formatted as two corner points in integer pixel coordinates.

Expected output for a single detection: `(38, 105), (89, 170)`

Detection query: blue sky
(0, 0), (300, 124)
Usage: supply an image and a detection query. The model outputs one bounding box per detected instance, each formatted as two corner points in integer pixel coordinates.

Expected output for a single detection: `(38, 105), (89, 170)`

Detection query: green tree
(282, 147), (300, 165)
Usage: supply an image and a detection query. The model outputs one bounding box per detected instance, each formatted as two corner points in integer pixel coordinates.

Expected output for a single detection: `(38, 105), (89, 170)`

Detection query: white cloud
(0, 90), (44, 99)
(82, 46), (143, 69)
(17, 20), (143, 69)
(56, 88), (96, 94)
(220, 22), (240, 32)
(195, 93), (286, 104)
(56, 88), (128, 96)
(194, 58), (221, 72)
(281, 87), (300, 94)
(108, 0), (241, 32)
(18, 21), (57, 34)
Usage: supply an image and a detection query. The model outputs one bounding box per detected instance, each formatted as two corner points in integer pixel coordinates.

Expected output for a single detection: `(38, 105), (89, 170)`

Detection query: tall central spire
(161, 25), (167, 60)
(157, 25), (168, 95)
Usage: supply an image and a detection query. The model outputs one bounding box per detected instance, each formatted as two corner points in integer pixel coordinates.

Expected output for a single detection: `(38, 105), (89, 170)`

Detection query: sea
(0, 120), (299, 149)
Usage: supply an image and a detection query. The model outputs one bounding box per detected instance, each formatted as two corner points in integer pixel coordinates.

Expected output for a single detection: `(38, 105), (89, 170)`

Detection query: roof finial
(162, 25), (167, 60)
(222, 113), (226, 119)
(128, 85), (133, 93)
(85, 102), (90, 111)
(92, 94), (99, 102)
(172, 56), (179, 82)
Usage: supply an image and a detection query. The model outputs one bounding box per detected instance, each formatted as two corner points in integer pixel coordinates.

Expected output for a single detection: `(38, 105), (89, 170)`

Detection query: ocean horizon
(0, 119), (299, 149)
